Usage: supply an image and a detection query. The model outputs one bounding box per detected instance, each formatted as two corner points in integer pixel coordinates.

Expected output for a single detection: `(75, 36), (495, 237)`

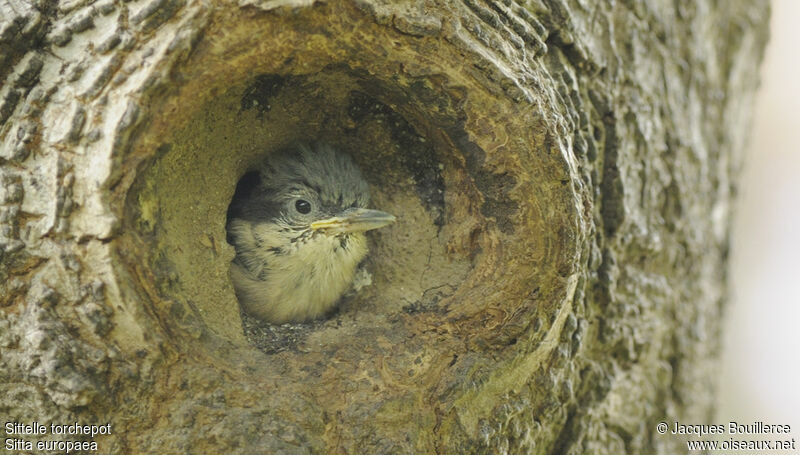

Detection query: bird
(226, 142), (396, 324)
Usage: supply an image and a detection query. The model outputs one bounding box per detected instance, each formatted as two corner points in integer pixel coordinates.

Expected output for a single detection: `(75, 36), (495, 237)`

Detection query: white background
(717, 0), (800, 432)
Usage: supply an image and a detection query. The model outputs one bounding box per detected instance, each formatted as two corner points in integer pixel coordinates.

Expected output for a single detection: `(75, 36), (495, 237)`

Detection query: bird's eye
(295, 199), (312, 214)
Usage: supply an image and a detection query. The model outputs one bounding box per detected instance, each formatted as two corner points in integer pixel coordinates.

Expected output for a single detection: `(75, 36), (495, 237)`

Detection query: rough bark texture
(0, 0), (768, 453)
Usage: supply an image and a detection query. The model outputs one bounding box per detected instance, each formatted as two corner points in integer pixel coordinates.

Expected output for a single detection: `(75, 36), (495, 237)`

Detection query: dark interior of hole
(240, 74), (288, 116)
(225, 170), (261, 245)
(124, 68), (485, 351)
(239, 73), (446, 226)
(222, 73), (456, 352)
(346, 91), (445, 227)
(444, 123), (519, 235)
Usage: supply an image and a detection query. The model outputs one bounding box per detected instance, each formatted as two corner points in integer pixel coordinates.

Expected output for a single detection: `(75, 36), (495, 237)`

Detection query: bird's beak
(310, 208), (396, 234)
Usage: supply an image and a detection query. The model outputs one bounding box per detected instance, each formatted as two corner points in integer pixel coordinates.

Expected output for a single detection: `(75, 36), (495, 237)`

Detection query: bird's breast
(233, 226), (369, 323)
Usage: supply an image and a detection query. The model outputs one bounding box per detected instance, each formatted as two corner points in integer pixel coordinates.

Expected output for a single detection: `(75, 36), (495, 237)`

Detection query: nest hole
(126, 69), (479, 353)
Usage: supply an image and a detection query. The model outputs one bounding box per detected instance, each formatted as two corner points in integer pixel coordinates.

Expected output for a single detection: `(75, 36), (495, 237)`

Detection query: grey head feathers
(265, 143), (370, 211)
(227, 143), (370, 230)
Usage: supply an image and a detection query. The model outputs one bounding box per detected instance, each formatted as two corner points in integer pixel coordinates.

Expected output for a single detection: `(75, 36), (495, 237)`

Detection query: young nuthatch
(226, 143), (395, 323)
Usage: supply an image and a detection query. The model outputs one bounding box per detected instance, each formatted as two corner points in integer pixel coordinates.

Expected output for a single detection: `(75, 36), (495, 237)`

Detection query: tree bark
(0, 0), (768, 453)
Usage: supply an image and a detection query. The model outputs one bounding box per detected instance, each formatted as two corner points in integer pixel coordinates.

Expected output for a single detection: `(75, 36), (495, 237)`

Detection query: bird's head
(227, 143), (395, 248)
(226, 142), (395, 323)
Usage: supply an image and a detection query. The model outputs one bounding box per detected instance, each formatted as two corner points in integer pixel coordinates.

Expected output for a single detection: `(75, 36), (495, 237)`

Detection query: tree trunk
(0, 0), (768, 453)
